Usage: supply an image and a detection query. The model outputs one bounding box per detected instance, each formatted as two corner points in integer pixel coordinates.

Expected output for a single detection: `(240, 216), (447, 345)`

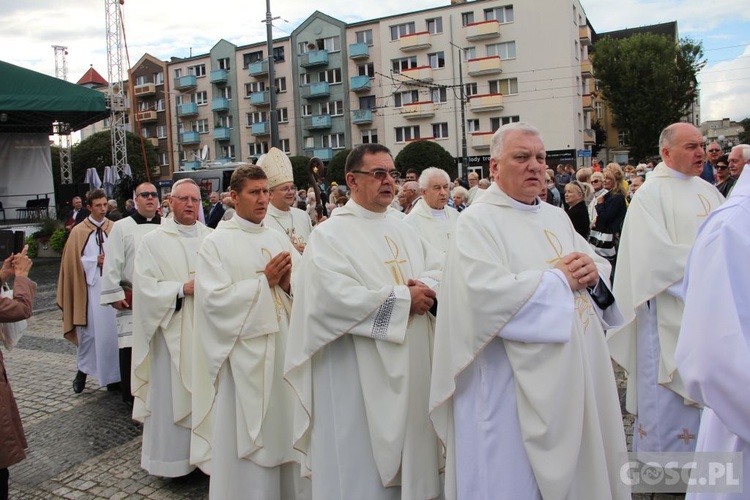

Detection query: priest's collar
(654, 161), (691, 180)
(233, 213), (264, 230)
(131, 211), (161, 224)
(343, 199), (388, 220)
(479, 183), (542, 213)
(267, 203), (292, 218)
(88, 215), (106, 227)
(173, 218), (199, 237)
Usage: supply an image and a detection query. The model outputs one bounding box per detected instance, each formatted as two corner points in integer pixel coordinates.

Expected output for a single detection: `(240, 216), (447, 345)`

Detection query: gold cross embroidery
(544, 230), (564, 265)
(638, 423), (648, 439)
(259, 247), (283, 322)
(384, 235), (407, 285)
(696, 194), (712, 218)
(575, 292), (593, 335)
(677, 428), (696, 445)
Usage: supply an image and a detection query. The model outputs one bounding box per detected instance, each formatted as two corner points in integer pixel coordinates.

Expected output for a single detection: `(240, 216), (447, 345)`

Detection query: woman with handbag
(0, 249), (34, 500)
(589, 170), (628, 281)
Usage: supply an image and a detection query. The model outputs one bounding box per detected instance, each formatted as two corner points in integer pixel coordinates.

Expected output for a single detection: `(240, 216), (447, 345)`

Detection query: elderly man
(192, 166), (307, 499)
(727, 144), (750, 197)
(57, 189), (120, 394)
(404, 167), (459, 256)
(285, 144), (443, 500)
(101, 182), (162, 405)
(629, 174), (645, 200)
(131, 179), (211, 477)
(205, 191), (225, 229)
(675, 164), (750, 500)
(466, 171), (480, 205)
(429, 122), (628, 500)
(608, 122), (724, 456)
(65, 196), (89, 231)
(398, 180), (420, 214)
(260, 148), (313, 253)
(702, 141), (722, 183)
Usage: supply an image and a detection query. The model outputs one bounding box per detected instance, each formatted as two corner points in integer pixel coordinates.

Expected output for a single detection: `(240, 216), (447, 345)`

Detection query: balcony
(313, 148), (333, 161)
(581, 60), (593, 78)
(134, 83), (156, 97)
(582, 93), (594, 111)
(211, 97), (230, 112)
(304, 114), (332, 130)
(400, 31), (432, 52)
(399, 66), (433, 83)
(583, 129), (596, 145)
(466, 21), (501, 41)
(469, 93), (504, 113)
(467, 56), (502, 76)
(181, 131), (200, 144)
(174, 75), (197, 91)
(250, 90), (270, 106)
(302, 82), (330, 100)
(213, 127), (231, 141)
(401, 101), (435, 119)
(135, 110), (157, 122)
(145, 137), (159, 147)
(248, 60), (268, 77)
(352, 109), (373, 125)
(300, 50), (329, 68)
(210, 69), (228, 84)
(177, 102), (198, 117)
(251, 122), (270, 136)
(471, 132), (494, 150)
(350, 75), (371, 93)
(579, 25), (592, 46)
(183, 161), (201, 171)
(349, 43), (369, 60)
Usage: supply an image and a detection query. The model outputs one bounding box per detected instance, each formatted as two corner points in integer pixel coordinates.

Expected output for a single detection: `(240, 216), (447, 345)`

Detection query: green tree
(289, 156), (313, 189)
(326, 149), (351, 186)
(394, 140), (457, 179)
(591, 34), (705, 160)
(591, 120), (607, 158)
(739, 118), (750, 145)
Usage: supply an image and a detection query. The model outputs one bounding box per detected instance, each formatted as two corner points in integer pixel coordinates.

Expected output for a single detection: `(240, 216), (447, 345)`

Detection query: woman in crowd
(452, 186), (468, 212)
(714, 155), (735, 198)
(590, 169), (628, 278)
(564, 180), (591, 239)
(588, 171), (607, 224)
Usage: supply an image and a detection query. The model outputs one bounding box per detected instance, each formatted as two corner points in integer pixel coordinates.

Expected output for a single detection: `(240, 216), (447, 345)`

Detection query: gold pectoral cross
(696, 194), (712, 218)
(384, 235), (407, 285)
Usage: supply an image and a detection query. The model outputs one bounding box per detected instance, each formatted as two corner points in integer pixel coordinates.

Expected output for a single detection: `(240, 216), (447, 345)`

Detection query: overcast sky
(2, 0), (748, 123)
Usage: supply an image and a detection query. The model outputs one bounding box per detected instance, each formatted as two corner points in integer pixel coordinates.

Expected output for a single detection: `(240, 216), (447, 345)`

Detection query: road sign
(577, 149), (592, 157)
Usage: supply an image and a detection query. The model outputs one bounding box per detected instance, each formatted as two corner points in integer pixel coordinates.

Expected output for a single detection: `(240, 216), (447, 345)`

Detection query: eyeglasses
(273, 185), (297, 193)
(172, 195), (201, 204)
(715, 165), (729, 170)
(591, 179), (602, 184)
(707, 149), (721, 153)
(137, 192), (159, 199)
(350, 169), (401, 180)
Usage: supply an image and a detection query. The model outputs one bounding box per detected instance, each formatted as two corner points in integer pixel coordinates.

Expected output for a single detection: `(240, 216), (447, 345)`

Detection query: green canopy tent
(0, 60), (109, 134)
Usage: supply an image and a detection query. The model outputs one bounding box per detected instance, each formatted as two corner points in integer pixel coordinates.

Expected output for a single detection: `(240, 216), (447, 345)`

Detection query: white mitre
(257, 147), (294, 189)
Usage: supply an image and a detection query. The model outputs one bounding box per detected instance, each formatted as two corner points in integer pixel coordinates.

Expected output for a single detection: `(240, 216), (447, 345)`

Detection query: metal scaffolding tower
(52, 45), (73, 184)
(105, 0), (128, 177)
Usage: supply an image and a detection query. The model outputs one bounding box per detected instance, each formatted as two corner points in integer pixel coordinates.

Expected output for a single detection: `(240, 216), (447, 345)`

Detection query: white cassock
(403, 198), (459, 256)
(675, 168), (750, 500)
(100, 216), (162, 348)
(264, 204), (313, 250)
(132, 218), (211, 477)
(285, 200), (443, 500)
(608, 162), (724, 454)
(429, 183), (629, 500)
(191, 215), (308, 500)
(78, 218), (119, 385)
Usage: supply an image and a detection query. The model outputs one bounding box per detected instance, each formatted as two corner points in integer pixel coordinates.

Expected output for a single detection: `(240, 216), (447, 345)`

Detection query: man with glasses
(702, 141), (722, 183)
(101, 182), (162, 406)
(285, 143), (443, 500)
(260, 148), (313, 254)
(130, 179), (211, 477)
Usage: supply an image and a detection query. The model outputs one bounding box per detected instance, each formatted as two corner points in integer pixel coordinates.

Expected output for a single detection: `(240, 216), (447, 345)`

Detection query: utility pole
(450, 42), (468, 179)
(52, 45), (73, 184)
(264, 0), (280, 148)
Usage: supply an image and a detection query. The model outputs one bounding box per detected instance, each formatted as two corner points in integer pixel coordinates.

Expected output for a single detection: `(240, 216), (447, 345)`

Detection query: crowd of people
(2, 120), (749, 499)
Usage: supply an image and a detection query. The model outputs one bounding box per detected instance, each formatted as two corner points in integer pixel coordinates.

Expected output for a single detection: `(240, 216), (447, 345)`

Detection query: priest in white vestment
(675, 166), (750, 500)
(101, 183), (162, 405)
(429, 123), (630, 500)
(57, 189), (119, 392)
(608, 123), (724, 455)
(285, 144), (444, 500)
(403, 167), (459, 257)
(260, 148), (313, 254)
(132, 179), (211, 477)
(192, 165), (309, 499)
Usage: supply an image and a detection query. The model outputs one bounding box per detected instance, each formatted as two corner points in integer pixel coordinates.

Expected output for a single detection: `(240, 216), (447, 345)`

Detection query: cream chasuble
(191, 216), (303, 475)
(264, 204), (313, 250)
(676, 168), (750, 500)
(608, 162), (724, 453)
(403, 199), (459, 256)
(429, 183), (629, 500)
(284, 200), (443, 500)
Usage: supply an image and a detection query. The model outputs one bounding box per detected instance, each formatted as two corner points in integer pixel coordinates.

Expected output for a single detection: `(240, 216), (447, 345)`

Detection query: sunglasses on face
(715, 165), (729, 170)
(137, 192), (159, 199)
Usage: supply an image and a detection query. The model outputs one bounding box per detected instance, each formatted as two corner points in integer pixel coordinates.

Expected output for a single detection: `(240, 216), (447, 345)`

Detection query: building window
(428, 52), (446, 69)
(138, 100), (150, 111)
(320, 36), (341, 52)
(431, 87), (448, 103)
(461, 12), (475, 26)
(358, 62), (375, 77)
(465, 83), (478, 97)
(277, 108), (288, 123)
(174, 68), (182, 78)
(319, 68), (342, 84)
(195, 91), (208, 105)
(248, 142), (269, 156)
(243, 51), (263, 68)
(618, 130), (630, 146)
(488, 77), (518, 95)
(221, 145), (235, 158)
(464, 47), (477, 61)
(323, 133), (346, 149)
(141, 128), (151, 138)
(302, 105), (313, 117)
(160, 152), (169, 165)
(218, 115), (233, 128)
(193, 119), (209, 133)
(490, 115), (520, 130)
(275, 77), (287, 92)
(426, 17), (443, 34)
(467, 119), (480, 132)
(155, 99), (165, 112)
(188, 64), (206, 77)
(320, 101), (344, 116)
(218, 58), (231, 70)
(359, 95), (376, 109)
(300, 73), (311, 85)
(156, 125), (167, 138)
(280, 138), (290, 153)
(395, 126), (420, 143)
(175, 95), (184, 106)
(245, 81), (265, 97)
(390, 22), (416, 41)
(484, 5), (514, 23)
(154, 71), (164, 85)
(304, 136), (315, 149)
(391, 56), (418, 74)
(273, 46), (285, 62)
(135, 75), (148, 86)
(594, 101), (602, 120)
(356, 29), (373, 46)
(486, 41), (516, 59)
(221, 87), (232, 99)
(432, 122), (449, 139)
(247, 112), (268, 126)
(362, 129), (379, 144)
(394, 90), (420, 108)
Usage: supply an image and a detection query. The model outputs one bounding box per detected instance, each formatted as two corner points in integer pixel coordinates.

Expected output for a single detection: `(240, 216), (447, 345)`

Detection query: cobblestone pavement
(4, 258), (681, 499)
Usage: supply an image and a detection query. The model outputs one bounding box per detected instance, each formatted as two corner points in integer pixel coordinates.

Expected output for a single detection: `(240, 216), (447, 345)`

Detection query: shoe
(106, 383), (121, 392)
(73, 370), (87, 393)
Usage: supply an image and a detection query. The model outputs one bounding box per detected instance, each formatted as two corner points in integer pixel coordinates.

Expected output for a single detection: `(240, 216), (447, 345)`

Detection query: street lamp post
(449, 42), (468, 179)
(265, 0), (280, 149)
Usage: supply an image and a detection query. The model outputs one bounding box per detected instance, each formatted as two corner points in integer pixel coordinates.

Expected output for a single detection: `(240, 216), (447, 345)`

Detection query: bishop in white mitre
(430, 123), (629, 500)
(191, 165), (309, 499)
(403, 167), (459, 257)
(608, 123), (724, 455)
(131, 179), (211, 477)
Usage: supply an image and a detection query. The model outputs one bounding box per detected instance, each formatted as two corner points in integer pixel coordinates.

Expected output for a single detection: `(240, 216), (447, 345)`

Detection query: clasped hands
(554, 252), (599, 291)
(408, 278), (436, 316)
